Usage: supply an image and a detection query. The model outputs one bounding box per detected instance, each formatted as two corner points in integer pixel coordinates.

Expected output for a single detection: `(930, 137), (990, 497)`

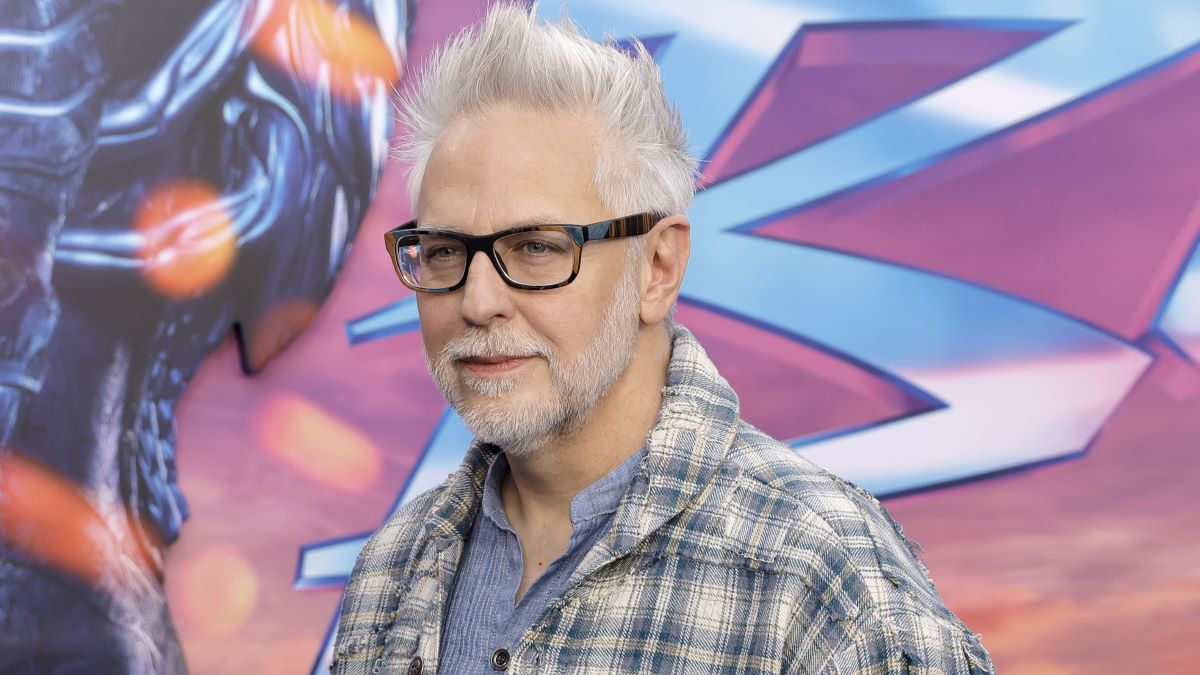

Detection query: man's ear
(640, 214), (690, 324)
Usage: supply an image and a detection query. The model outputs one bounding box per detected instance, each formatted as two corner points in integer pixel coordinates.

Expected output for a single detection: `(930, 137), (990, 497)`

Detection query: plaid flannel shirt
(332, 324), (996, 674)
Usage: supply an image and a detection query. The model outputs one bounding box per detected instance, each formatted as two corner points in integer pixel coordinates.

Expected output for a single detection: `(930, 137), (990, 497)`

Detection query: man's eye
(518, 238), (569, 256)
(429, 246), (461, 259)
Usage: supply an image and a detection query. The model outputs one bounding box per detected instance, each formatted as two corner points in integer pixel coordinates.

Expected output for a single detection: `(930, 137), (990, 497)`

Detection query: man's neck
(500, 323), (670, 532)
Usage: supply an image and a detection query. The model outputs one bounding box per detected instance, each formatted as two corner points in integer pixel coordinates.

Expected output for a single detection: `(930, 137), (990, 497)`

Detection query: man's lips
(457, 355), (536, 375)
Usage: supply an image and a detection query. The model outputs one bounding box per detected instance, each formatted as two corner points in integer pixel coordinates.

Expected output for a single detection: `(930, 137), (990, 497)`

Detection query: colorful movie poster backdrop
(2, 1), (1198, 673)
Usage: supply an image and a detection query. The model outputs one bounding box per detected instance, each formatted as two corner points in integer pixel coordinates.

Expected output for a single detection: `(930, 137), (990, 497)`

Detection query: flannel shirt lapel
(423, 440), (500, 546)
(571, 323), (740, 584)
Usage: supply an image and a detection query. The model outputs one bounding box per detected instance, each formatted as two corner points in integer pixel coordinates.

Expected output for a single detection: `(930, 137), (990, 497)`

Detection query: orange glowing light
(252, 0), (400, 101)
(175, 542), (259, 636)
(253, 393), (382, 492)
(135, 180), (237, 299)
(0, 450), (154, 585)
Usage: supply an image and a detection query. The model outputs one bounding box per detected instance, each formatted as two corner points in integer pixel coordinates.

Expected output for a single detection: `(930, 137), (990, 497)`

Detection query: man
(333, 4), (995, 674)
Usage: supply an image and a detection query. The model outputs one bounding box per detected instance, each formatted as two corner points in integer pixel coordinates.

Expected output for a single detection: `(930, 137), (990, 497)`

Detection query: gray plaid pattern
(332, 324), (996, 674)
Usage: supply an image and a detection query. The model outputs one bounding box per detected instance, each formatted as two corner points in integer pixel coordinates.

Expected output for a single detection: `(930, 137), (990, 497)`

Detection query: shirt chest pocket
(540, 557), (791, 675)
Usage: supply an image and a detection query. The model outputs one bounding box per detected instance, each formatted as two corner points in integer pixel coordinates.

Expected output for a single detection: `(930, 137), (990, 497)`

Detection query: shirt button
(491, 648), (511, 670)
(408, 656), (423, 675)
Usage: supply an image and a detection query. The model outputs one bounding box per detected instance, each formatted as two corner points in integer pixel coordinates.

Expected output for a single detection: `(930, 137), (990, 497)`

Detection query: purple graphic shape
(753, 49), (1200, 344)
(705, 23), (1050, 187)
(676, 301), (938, 441)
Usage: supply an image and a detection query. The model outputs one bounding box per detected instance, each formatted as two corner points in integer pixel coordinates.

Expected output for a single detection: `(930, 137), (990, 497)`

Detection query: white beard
(424, 254), (641, 457)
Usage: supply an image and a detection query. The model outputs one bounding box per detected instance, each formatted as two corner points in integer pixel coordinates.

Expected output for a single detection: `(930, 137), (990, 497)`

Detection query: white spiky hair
(393, 2), (699, 217)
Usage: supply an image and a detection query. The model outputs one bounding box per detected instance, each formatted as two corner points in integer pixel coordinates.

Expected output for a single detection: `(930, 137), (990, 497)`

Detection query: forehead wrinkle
(418, 213), (575, 233)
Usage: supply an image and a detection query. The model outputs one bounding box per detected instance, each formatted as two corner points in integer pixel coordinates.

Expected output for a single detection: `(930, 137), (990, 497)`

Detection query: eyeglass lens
(396, 229), (576, 289)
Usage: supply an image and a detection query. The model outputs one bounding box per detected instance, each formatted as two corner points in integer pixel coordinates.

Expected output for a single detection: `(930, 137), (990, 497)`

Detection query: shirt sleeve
(804, 617), (996, 675)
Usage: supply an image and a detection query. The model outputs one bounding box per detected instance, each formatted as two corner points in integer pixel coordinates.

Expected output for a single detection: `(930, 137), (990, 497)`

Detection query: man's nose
(459, 251), (515, 326)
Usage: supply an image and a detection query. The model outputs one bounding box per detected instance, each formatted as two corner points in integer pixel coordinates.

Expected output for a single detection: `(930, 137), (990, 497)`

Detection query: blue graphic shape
(539, 0), (1193, 494)
(345, 295), (420, 344)
(1154, 235), (1200, 364)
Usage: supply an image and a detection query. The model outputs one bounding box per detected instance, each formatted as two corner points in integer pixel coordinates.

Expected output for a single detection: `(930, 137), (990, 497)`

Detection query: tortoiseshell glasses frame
(383, 212), (663, 293)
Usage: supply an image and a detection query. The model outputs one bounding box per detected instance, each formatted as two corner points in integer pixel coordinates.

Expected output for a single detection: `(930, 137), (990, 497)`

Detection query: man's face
(414, 105), (641, 454)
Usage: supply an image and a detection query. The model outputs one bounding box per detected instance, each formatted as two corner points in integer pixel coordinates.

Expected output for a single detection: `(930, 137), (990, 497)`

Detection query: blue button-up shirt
(438, 445), (647, 672)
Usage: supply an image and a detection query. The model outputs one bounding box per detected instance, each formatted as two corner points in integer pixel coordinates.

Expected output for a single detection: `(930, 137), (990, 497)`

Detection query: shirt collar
(480, 445), (648, 532)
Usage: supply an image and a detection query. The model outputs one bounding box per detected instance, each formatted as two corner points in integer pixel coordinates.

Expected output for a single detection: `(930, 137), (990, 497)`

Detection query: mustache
(436, 326), (554, 363)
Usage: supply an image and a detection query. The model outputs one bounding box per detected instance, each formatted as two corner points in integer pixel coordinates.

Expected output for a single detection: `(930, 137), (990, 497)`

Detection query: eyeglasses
(384, 213), (662, 292)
